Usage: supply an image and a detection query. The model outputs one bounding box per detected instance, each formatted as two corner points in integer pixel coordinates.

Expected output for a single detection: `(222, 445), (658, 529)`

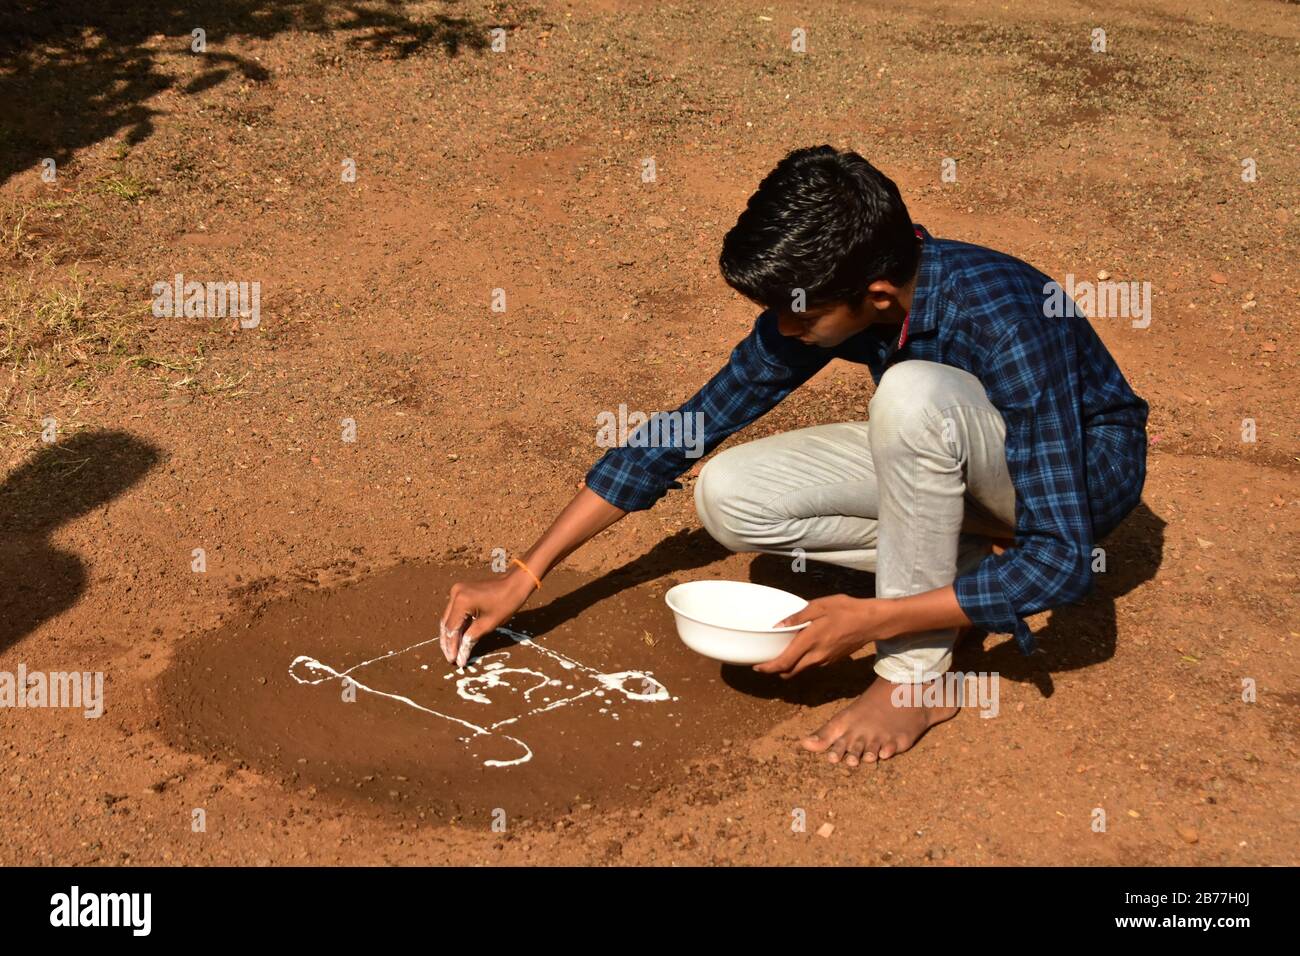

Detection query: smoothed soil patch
(159, 562), (834, 820)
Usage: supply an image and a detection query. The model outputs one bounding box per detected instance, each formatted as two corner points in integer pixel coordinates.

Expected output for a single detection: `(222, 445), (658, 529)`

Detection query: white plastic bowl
(664, 580), (809, 665)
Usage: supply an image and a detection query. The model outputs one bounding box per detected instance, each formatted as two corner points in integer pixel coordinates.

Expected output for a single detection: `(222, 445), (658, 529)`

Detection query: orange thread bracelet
(510, 556), (542, 591)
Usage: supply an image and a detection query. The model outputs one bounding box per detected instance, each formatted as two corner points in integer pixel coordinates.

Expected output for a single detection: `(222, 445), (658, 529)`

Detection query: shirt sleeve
(584, 309), (832, 512)
(953, 321), (1096, 654)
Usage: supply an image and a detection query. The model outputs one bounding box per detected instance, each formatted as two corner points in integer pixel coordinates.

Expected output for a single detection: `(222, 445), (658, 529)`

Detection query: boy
(440, 145), (1148, 767)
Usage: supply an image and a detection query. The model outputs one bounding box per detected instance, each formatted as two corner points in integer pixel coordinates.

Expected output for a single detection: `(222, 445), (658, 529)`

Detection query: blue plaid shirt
(586, 225), (1149, 654)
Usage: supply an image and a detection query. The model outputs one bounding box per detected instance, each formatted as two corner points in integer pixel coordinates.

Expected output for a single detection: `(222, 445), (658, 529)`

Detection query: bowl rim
(664, 580), (810, 634)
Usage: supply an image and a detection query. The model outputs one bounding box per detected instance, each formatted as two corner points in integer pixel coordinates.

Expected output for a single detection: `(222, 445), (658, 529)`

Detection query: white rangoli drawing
(288, 626), (674, 767)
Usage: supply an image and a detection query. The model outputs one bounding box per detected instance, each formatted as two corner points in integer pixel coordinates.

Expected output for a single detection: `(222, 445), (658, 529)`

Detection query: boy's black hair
(719, 145), (920, 311)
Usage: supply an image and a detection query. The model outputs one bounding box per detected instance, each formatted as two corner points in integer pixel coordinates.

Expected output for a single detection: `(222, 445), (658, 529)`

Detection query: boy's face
(775, 280), (910, 348)
(777, 300), (871, 347)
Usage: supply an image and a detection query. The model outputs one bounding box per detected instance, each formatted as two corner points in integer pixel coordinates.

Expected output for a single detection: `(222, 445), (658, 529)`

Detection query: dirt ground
(1, 0), (1297, 866)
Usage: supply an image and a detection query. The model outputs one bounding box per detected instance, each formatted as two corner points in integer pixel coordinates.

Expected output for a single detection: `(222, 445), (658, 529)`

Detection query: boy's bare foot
(800, 674), (959, 766)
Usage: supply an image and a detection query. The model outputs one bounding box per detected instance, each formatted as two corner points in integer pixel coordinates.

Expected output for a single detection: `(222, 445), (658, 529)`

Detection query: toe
(800, 713), (849, 753)
(844, 737), (867, 768)
(799, 731), (833, 753)
(880, 733), (915, 760)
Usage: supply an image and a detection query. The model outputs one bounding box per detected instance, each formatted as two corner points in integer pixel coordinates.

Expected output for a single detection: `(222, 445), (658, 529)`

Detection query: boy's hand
(753, 594), (893, 678)
(440, 571), (537, 668)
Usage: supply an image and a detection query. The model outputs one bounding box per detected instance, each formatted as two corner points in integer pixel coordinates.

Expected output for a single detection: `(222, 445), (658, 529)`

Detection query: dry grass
(0, 188), (198, 406)
(0, 270), (249, 451)
(0, 179), (143, 393)
(0, 271), (138, 448)
(127, 347), (252, 397)
(0, 194), (107, 267)
(0, 271), (140, 379)
(96, 171), (152, 204)
(0, 204), (31, 260)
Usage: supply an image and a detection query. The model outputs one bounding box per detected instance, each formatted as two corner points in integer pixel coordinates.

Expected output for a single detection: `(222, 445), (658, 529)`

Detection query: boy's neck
(897, 273), (917, 317)
(886, 232), (925, 322)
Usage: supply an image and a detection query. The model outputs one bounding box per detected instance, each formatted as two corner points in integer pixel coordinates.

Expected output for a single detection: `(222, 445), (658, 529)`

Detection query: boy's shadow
(486, 501), (1165, 707)
(488, 527), (732, 652)
(722, 553), (882, 707)
(0, 430), (160, 652)
(966, 501), (1166, 698)
(722, 501), (1166, 704)
(496, 526), (881, 708)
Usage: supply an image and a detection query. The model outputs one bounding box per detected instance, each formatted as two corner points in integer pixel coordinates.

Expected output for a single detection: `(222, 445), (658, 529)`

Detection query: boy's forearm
(519, 485), (626, 579)
(880, 585), (972, 639)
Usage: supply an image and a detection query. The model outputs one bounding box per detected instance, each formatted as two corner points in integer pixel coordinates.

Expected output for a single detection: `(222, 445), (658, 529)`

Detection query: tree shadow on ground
(0, 429), (162, 652)
(0, 1), (515, 185)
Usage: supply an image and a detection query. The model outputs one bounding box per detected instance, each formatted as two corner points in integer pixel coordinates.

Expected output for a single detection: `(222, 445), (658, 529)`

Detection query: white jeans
(694, 360), (1017, 683)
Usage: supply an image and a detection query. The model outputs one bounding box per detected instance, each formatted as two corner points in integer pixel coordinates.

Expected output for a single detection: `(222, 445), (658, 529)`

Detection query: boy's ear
(865, 278), (902, 298)
(863, 281), (901, 310)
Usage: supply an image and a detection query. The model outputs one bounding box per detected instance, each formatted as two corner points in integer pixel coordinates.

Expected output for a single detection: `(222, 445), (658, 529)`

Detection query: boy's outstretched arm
(439, 308), (832, 666)
(440, 486), (625, 666)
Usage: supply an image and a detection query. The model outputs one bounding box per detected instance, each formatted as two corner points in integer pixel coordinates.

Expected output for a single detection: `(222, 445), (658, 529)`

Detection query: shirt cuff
(583, 453), (681, 512)
(954, 569), (1038, 656)
(951, 556), (1029, 647)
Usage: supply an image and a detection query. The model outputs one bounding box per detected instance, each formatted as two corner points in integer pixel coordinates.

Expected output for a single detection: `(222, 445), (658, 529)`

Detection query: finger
(752, 635), (814, 674)
(458, 608), (506, 668)
(440, 612), (458, 662)
(457, 614), (493, 668)
(446, 623), (465, 664)
(779, 649), (820, 679)
(440, 588), (465, 661)
(439, 610), (451, 660)
(784, 650), (825, 679)
(772, 610), (809, 628)
(443, 605), (476, 664)
(455, 630), (475, 668)
(758, 619), (829, 674)
(773, 600), (825, 629)
(439, 619), (454, 661)
(439, 584), (463, 631)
